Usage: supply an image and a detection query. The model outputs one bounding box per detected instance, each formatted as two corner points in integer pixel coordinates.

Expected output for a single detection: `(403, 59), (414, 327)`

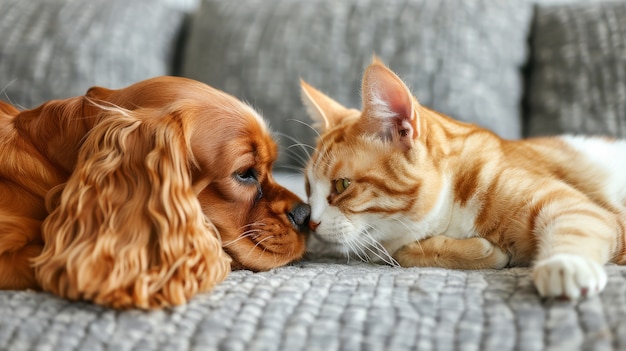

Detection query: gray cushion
(0, 0), (186, 109)
(527, 2), (626, 137)
(182, 0), (533, 169)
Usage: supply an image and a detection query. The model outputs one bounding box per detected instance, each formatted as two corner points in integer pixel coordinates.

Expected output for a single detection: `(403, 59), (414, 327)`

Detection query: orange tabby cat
(301, 58), (626, 299)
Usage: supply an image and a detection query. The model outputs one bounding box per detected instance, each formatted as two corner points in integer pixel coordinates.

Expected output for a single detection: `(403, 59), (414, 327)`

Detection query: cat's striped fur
(301, 58), (626, 299)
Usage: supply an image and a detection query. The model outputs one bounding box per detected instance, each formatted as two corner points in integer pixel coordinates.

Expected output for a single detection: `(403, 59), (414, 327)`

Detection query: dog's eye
(235, 168), (257, 184)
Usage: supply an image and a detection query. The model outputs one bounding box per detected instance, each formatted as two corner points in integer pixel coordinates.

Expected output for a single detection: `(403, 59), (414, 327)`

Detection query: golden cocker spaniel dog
(0, 76), (310, 309)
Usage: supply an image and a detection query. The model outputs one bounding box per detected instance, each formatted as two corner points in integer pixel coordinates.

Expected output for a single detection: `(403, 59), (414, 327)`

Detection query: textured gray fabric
(527, 2), (626, 137)
(182, 0), (533, 169)
(2, 261), (626, 351)
(0, 0), (186, 109)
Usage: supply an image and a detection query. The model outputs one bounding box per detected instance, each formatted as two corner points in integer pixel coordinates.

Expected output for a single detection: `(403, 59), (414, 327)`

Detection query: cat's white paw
(532, 254), (607, 299)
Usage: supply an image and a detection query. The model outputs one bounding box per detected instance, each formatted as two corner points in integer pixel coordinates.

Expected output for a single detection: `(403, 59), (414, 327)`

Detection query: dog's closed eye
(234, 168), (263, 202)
(235, 168), (257, 184)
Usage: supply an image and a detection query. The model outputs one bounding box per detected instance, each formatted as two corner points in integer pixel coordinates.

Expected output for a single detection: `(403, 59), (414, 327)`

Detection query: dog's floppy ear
(33, 106), (231, 309)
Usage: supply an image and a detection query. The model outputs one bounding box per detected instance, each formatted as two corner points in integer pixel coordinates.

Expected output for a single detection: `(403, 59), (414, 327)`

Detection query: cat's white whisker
(345, 234), (370, 263)
(275, 131), (314, 168)
(287, 118), (322, 140)
(360, 227), (399, 267)
(275, 130), (312, 146)
(391, 218), (426, 254)
(274, 164), (306, 173)
(286, 142), (316, 152)
(283, 152), (309, 169)
(286, 147), (316, 168)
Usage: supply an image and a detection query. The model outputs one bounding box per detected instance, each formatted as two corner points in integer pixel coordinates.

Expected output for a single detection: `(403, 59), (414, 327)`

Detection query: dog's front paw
(532, 254), (607, 299)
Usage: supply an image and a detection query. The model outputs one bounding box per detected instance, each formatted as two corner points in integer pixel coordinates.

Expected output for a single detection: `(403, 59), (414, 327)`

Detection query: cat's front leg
(530, 197), (618, 299)
(393, 236), (510, 270)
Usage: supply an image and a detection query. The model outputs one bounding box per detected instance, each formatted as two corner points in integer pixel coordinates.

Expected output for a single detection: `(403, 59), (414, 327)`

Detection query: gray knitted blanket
(2, 261), (625, 351)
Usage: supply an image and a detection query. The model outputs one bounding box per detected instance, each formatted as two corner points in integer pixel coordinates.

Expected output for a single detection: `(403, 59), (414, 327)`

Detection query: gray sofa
(1, 0), (626, 350)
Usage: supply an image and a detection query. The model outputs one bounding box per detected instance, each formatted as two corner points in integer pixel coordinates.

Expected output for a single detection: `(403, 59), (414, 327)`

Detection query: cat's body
(301, 58), (626, 299)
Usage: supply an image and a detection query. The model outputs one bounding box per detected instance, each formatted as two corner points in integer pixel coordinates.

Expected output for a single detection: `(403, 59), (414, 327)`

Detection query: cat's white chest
(412, 176), (480, 239)
(381, 178), (481, 255)
(442, 200), (481, 238)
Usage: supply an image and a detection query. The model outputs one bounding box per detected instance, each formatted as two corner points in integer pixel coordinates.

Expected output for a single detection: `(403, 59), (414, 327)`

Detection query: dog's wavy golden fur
(0, 76), (309, 309)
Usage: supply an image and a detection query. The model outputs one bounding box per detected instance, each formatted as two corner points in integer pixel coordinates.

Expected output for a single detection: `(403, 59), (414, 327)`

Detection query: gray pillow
(527, 2), (626, 137)
(0, 0), (186, 109)
(182, 0), (533, 169)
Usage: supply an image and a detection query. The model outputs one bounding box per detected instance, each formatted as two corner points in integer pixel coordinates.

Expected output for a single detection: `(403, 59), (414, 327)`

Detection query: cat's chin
(305, 232), (351, 259)
(310, 231), (350, 250)
(310, 230), (367, 249)
(308, 230), (397, 265)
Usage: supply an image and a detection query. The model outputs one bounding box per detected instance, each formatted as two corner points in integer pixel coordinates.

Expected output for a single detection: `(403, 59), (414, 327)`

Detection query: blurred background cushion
(182, 0), (533, 170)
(526, 2), (626, 137)
(0, 0), (186, 109)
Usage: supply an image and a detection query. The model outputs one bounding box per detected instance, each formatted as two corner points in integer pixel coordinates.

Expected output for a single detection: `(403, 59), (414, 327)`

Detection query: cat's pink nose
(309, 220), (320, 231)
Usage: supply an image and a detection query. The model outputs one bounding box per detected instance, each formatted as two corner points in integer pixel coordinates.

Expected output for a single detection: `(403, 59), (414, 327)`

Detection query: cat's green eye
(334, 178), (351, 194)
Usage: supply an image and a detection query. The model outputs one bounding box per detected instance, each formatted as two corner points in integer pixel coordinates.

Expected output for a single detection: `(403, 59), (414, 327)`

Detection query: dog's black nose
(288, 203), (311, 230)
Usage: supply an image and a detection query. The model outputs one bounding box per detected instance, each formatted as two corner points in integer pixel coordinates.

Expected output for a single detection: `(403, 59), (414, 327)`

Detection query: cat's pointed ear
(371, 54), (385, 66)
(300, 79), (350, 131)
(361, 60), (419, 149)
